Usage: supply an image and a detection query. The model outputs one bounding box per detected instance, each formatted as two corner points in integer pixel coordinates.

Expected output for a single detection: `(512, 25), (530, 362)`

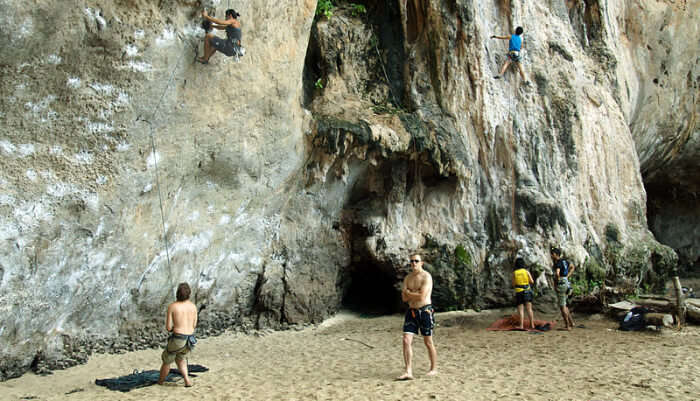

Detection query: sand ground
(2, 310), (699, 401)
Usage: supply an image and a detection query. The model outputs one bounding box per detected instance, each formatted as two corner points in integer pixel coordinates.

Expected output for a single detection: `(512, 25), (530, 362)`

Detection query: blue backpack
(556, 259), (569, 277)
(620, 307), (649, 331)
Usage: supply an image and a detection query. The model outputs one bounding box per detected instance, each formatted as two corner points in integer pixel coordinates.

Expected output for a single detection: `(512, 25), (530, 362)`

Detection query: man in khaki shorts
(397, 254), (437, 380)
(158, 282), (198, 387)
(551, 248), (575, 330)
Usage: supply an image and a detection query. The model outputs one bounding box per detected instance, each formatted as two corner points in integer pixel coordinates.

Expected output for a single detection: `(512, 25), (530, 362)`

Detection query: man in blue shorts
(491, 26), (529, 84)
(397, 254), (437, 380)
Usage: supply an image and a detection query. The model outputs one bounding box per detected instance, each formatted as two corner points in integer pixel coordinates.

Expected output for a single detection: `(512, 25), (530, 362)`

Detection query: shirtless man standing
(397, 254), (437, 380)
(158, 282), (198, 387)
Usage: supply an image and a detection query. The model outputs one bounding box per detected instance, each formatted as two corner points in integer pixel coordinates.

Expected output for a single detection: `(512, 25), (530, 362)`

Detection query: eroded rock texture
(611, 0), (699, 273)
(0, 0), (695, 379)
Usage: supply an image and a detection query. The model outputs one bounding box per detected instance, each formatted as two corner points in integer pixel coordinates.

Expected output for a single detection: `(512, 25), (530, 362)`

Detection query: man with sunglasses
(397, 254), (437, 380)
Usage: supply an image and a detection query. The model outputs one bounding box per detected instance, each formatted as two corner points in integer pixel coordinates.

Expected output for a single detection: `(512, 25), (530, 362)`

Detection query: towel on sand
(486, 315), (555, 332)
(95, 364), (209, 392)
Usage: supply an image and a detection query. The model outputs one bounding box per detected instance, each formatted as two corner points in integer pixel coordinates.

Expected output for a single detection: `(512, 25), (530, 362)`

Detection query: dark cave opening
(340, 171), (404, 315)
(301, 22), (322, 108)
(405, 160), (457, 193)
(646, 182), (700, 277)
(342, 260), (403, 316)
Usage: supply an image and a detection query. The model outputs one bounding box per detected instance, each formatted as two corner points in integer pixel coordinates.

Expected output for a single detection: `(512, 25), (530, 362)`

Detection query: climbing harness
(165, 332), (198, 354)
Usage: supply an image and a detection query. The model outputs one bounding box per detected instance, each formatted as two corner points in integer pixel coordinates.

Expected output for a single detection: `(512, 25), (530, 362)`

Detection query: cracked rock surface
(0, 0), (696, 379)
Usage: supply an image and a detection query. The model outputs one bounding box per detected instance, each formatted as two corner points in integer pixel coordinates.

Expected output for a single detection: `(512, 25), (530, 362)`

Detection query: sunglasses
(409, 259), (421, 263)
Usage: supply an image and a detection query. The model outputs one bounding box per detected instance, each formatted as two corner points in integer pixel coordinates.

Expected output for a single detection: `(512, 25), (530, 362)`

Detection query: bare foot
(157, 381), (164, 385)
(185, 382), (194, 387)
(426, 370), (438, 377)
(396, 373), (414, 381)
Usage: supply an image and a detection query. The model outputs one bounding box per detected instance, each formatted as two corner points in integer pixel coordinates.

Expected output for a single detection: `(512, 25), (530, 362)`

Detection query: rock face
(616, 1), (700, 273)
(0, 0), (695, 379)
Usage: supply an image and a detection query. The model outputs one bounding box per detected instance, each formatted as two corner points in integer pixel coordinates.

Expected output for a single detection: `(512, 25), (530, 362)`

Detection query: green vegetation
(316, 0), (334, 19)
(314, 78), (324, 89)
(421, 239), (481, 311)
(350, 3), (366, 17)
(455, 245), (471, 266)
(599, 225), (678, 294)
(605, 223), (620, 243)
(369, 34), (378, 49)
(639, 282), (651, 295)
(583, 256), (606, 282)
(566, 256), (606, 297)
(315, 1), (365, 19)
(570, 277), (602, 297)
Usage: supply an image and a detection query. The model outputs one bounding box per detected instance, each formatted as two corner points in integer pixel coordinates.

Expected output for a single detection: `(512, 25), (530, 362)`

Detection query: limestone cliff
(0, 0), (696, 379)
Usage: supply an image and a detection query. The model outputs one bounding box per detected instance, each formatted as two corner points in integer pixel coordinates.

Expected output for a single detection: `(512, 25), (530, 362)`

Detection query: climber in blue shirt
(491, 26), (529, 84)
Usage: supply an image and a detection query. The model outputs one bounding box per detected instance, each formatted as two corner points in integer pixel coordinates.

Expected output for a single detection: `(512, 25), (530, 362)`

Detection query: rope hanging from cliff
(373, 41), (400, 108)
(137, 49), (188, 271)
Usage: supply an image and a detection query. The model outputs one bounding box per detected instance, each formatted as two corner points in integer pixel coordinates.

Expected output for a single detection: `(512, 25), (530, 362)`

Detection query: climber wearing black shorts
(197, 9), (242, 64)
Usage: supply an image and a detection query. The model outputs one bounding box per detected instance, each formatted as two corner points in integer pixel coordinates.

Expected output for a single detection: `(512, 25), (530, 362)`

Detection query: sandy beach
(2, 311), (698, 401)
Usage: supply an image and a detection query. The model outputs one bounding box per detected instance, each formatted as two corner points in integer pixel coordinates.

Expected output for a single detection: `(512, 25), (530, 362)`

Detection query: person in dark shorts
(491, 26), (528, 84)
(197, 9), (242, 64)
(403, 304), (436, 337)
(397, 254), (437, 380)
(512, 257), (535, 329)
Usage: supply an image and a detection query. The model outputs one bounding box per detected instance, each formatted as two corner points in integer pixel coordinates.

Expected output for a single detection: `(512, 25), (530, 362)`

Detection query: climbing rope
(370, 34), (416, 203)
(136, 47), (188, 270)
(412, 130), (420, 202)
(373, 41), (400, 108)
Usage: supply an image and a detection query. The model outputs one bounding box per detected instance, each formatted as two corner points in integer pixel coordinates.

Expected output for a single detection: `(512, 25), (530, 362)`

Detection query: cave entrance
(342, 260), (403, 316)
(646, 182), (700, 276)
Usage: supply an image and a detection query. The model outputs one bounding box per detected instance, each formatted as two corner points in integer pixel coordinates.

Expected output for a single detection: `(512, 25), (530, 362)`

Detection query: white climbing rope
(136, 47), (189, 270)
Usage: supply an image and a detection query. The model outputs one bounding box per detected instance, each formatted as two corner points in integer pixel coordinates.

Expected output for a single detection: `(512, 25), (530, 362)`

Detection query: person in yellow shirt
(512, 257), (535, 329)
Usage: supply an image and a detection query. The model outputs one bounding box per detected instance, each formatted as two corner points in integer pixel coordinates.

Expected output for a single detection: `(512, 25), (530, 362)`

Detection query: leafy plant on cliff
(422, 239), (481, 311)
(570, 277), (603, 297)
(314, 78), (324, 89)
(350, 3), (366, 17)
(316, 0), (334, 19)
(369, 34), (378, 49)
(455, 245), (471, 266)
(568, 256), (606, 296)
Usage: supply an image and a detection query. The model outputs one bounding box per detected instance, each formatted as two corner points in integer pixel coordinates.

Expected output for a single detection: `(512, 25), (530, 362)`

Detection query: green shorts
(161, 336), (191, 364)
(556, 282), (569, 306)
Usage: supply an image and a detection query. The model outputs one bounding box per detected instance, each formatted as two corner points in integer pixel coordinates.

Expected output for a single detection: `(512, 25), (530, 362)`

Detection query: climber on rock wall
(491, 26), (529, 85)
(197, 9), (243, 64)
